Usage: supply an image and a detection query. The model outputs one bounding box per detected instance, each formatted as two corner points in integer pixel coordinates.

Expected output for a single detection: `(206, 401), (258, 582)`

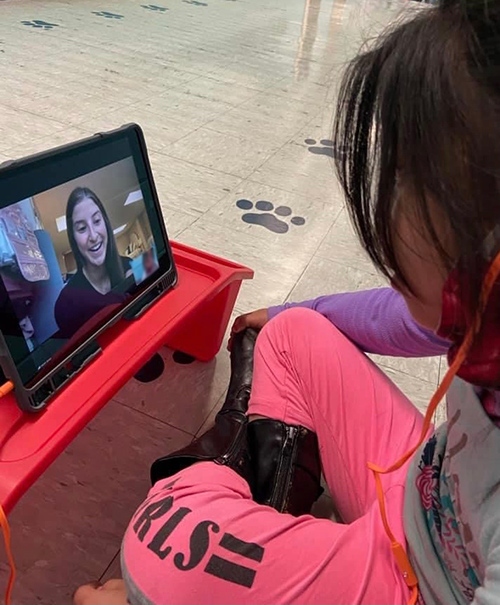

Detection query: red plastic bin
(0, 241), (253, 514)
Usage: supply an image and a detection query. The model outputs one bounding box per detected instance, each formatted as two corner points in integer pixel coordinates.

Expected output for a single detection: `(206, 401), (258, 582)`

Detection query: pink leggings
(122, 308), (426, 605)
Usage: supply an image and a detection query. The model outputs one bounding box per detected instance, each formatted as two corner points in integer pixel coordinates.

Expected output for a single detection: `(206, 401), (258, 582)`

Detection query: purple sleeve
(268, 288), (449, 357)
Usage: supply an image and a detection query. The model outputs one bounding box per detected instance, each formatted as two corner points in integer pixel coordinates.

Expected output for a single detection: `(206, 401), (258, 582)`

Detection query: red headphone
(437, 230), (500, 388)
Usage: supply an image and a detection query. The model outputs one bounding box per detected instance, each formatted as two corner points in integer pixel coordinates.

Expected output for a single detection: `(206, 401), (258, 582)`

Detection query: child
(75, 1), (500, 603)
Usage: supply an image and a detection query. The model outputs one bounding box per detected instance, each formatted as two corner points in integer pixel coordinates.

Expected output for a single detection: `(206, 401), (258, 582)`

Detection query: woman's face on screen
(72, 197), (108, 268)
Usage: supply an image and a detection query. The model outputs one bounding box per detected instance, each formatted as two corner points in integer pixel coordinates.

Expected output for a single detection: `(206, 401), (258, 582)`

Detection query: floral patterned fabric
(416, 432), (480, 602)
(406, 379), (500, 605)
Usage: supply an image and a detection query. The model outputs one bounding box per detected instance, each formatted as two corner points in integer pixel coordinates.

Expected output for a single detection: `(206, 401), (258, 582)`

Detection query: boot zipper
(271, 425), (299, 510)
(219, 421), (246, 465)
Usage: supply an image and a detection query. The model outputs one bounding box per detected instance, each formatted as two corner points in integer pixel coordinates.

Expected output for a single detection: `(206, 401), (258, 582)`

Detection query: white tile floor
(0, 0), (445, 602)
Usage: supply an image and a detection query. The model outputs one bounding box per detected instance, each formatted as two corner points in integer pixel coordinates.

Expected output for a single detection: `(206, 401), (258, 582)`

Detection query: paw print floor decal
(305, 139), (336, 158)
(142, 4), (168, 11)
(92, 11), (124, 19)
(236, 200), (305, 234)
(21, 20), (59, 30)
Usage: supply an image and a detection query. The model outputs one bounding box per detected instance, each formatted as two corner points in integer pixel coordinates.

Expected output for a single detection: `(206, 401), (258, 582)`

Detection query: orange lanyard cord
(0, 504), (15, 605)
(368, 251), (500, 603)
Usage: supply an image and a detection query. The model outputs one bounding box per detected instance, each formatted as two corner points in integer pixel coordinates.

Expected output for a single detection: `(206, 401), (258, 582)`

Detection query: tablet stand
(0, 241), (253, 513)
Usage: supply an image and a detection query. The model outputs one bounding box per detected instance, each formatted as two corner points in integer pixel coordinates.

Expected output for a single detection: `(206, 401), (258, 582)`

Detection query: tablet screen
(0, 127), (172, 387)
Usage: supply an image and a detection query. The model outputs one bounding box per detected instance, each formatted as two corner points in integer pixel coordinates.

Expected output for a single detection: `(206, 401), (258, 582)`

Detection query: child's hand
(73, 579), (128, 605)
(228, 309), (269, 349)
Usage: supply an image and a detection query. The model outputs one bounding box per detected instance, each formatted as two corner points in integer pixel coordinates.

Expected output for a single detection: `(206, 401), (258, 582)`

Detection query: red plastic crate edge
(0, 241), (253, 513)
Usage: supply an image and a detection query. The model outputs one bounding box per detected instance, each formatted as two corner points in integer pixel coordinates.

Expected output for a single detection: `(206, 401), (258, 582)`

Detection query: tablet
(0, 124), (177, 412)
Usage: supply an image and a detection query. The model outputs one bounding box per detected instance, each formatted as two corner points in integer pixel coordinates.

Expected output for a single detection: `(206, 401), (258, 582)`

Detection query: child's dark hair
(334, 0), (500, 316)
(66, 186), (125, 287)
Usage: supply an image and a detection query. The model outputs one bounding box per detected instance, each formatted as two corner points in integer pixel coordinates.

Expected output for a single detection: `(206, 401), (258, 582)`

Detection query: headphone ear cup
(437, 268), (466, 341)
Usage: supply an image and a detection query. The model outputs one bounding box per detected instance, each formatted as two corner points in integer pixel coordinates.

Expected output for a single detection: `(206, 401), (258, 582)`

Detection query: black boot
(150, 329), (258, 485)
(248, 419), (323, 516)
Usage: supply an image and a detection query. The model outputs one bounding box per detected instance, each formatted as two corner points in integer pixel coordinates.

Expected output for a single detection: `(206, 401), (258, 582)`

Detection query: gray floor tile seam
(152, 148), (248, 186)
(227, 37), (337, 60)
(170, 85), (268, 110)
(59, 50), (211, 78)
(235, 108), (335, 185)
(244, 175), (341, 204)
(5, 66), (180, 89)
(206, 59), (299, 75)
(159, 201), (204, 220)
(0, 93), (146, 135)
(197, 67), (319, 103)
(0, 110), (88, 155)
(171, 214), (203, 242)
(313, 208), (375, 265)
(111, 398), (197, 439)
(434, 357), (446, 424)
(4, 36), (240, 81)
(90, 36), (278, 58)
(272, 72), (337, 93)
(298, 255), (383, 286)
(0, 101), (70, 128)
(77, 27), (255, 46)
(437, 356), (444, 385)
(0, 69), (107, 90)
(172, 187), (236, 234)
(309, 204), (344, 255)
(242, 106), (342, 198)
(23, 72), (204, 108)
(276, 205), (345, 308)
(65, 34), (239, 60)
(228, 61), (330, 81)
(13, 92), (227, 132)
(199, 121), (304, 147)
(192, 391), (226, 438)
(240, 161), (336, 200)
(57, 48), (226, 81)
(145, 20), (305, 40)
(153, 81), (264, 111)
(205, 86), (332, 116)
(140, 74), (283, 140)
(312, 247), (377, 275)
(281, 51), (352, 70)
(235, 47), (322, 65)
(375, 359), (440, 387)
(196, 59), (301, 80)
(122, 90), (235, 117)
(154, 132), (281, 180)
(271, 84), (335, 108)
(1, 36), (305, 77)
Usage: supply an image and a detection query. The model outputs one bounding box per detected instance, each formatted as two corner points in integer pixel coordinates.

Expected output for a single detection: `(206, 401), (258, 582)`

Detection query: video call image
(0, 157), (159, 352)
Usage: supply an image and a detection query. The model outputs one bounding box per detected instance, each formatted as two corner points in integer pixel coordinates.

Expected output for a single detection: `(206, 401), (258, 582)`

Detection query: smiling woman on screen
(54, 186), (131, 339)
